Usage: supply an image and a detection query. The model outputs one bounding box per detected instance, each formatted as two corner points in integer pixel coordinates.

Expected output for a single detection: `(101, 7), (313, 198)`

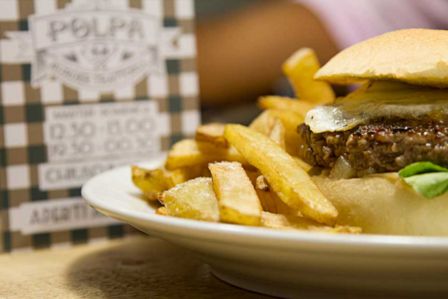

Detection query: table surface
(0, 236), (270, 299)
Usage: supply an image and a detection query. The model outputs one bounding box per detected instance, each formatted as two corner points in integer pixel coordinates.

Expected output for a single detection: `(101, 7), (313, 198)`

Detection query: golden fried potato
(161, 177), (219, 222)
(283, 48), (335, 104)
(268, 119), (286, 149)
(255, 176), (278, 213)
(256, 191), (278, 213)
(132, 166), (167, 200)
(265, 109), (304, 156)
(312, 224), (362, 234)
(255, 175), (270, 191)
(132, 166), (200, 201)
(293, 157), (312, 172)
(156, 206), (168, 216)
(165, 139), (246, 170)
(224, 124), (338, 225)
(261, 211), (294, 229)
(267, 109), (304, 132)
(249, 109), (304, 156)
(195, 123), (228, 147)
(258, 96), (314, 118)
(245, 170), (277, 213)
(253, 176), (296, 215)
(261, 212), (361, 234)
(249, 110), (277, 135)
(209, 162), (262, 226)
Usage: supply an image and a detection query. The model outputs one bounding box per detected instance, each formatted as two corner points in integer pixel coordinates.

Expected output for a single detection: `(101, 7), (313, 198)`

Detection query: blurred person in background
(196, 0), (448, 123)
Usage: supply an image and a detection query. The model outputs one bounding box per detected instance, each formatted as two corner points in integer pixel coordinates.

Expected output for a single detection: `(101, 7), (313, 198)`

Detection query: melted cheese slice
(305, 81), (448, 133)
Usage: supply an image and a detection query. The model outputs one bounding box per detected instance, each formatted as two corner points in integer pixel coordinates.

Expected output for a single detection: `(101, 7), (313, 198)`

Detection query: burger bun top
(315, 29), (448, 88)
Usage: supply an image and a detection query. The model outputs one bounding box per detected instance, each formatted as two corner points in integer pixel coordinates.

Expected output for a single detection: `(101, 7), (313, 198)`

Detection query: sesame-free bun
(315, 29), (448, 88)
(312, 174), (448, 236)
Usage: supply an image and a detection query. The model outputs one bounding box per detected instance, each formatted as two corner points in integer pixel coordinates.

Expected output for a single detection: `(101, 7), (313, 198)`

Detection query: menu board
(0, 0), (200, 252)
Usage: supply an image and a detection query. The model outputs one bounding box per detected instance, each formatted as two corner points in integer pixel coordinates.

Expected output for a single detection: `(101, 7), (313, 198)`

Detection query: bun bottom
(313, 174), (448, 236)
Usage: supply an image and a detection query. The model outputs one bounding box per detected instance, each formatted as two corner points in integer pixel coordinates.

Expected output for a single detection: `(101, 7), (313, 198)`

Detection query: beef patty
(298, 118), (448, 176)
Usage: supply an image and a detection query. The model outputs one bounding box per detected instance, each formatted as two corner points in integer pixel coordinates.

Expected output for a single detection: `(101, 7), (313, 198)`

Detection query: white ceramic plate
(82, 157), (448, 298)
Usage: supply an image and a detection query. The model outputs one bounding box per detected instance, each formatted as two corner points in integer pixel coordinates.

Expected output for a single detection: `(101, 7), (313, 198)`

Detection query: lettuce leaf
(398, 162), (448, 177)
(399, 162), (448, 198)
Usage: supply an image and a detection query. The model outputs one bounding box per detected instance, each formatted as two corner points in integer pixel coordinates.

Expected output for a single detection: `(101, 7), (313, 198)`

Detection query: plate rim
(82, 160), (448, 251)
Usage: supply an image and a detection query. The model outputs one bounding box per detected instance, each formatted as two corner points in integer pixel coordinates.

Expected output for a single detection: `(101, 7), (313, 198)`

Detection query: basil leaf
(402, 172), (448, 198)
(398, 162), (448, 178)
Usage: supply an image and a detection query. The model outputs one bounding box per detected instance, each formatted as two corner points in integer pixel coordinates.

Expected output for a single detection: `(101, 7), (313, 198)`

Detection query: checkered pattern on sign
(0, 0), (199, 252)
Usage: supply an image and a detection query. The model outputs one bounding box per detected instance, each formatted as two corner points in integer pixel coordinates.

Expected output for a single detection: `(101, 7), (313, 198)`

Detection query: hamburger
(297, 29), (448, 236)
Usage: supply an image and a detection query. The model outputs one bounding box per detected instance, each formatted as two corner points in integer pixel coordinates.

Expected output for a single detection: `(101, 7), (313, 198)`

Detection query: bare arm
(196, 1), (338, 107)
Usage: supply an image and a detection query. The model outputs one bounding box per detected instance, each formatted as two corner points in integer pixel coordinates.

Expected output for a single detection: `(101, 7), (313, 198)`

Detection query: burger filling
(298, 117), (448, 177)
(297, 81), (448, 177)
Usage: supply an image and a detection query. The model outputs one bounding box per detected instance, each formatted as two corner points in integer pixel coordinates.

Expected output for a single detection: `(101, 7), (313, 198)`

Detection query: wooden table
(0, 236), (269, 299)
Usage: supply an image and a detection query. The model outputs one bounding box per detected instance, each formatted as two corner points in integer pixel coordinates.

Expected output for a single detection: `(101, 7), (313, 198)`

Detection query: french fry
(165, 139), (246, 170)
(132, 166), (200, 201)
(209, 162), (262, 226)
(267, 109), (304, 133)
(262, 211), (322, 230)
(161, 177), (219, 222)
(255, 175), (269, 191)
(224, 124), (338, 225)
(195, 123), (228, 147)
(256, 191), (278, 213)
(250, 109), (304, 155)
(311, 224), (362, 234)
(268, 119), (286, 149)
(283, 48), (335, 104)
(261, 212), (361, 234)
(267, 109), (304, 156)
(293, 157), (312, 172)
(254, 175), (297, 215)
(261, 211), (296, 229)
(245, 170), (277, 213)
(255, 175), (278, 213)
(274, 193), (305, 215)
(245, 169), (261, 185)
(132, 166), (167, 200)
(249, 110), (276, 135)
(258, 96), (314, 118)
(156, 206), (168, 216)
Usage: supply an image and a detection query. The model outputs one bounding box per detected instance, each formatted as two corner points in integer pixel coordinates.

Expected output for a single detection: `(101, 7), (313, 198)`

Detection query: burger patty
(298, 118), (448, 176)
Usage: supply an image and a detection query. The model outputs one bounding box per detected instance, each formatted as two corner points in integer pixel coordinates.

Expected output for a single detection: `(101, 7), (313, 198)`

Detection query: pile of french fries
(132, 48), (361, 234)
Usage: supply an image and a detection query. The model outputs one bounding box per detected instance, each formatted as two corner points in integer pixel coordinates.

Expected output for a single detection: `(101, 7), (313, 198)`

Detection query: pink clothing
(298, 0), (448, 48)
